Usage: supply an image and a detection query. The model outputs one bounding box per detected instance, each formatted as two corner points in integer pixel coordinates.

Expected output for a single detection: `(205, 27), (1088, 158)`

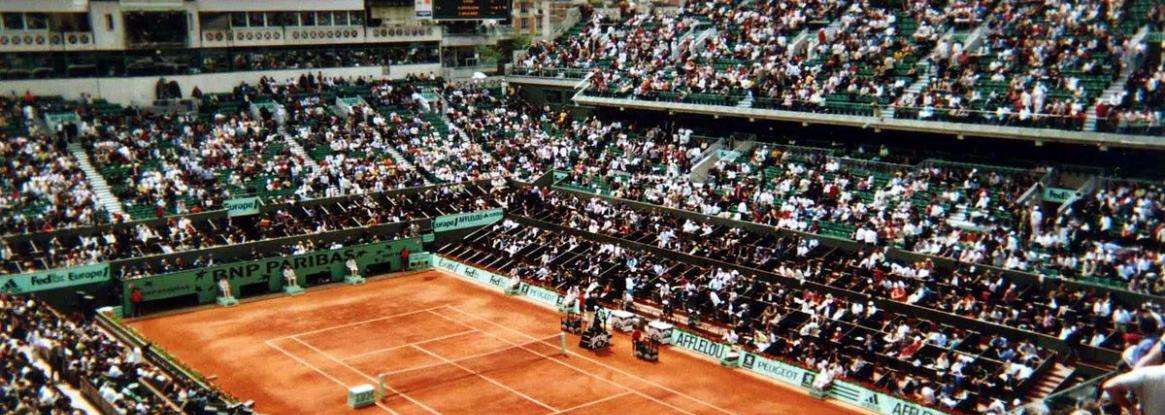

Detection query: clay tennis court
(128, 268), (864, 415)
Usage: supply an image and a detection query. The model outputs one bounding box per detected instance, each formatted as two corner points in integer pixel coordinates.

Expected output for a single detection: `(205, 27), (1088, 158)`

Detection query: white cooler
(347, 384), (375, 409)
(646, 320), (675, 344)
(609, 310), (636, 332)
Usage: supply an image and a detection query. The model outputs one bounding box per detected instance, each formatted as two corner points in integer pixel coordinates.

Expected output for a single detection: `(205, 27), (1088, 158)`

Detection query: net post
(376, 373), (386, 400)
(559, 331), (567, 355)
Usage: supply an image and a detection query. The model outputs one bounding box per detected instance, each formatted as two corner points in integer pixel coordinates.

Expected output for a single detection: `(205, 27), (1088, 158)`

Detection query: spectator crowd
(521, 0), (1165, 134)
(2, 294), (245, 414)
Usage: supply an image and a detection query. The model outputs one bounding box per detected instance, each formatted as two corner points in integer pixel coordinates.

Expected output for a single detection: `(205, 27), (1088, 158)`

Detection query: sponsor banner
(408, 252), (433, 270)
(829, 381), (948, 415)
(2, 263), (111, 294)
(434, 255), (505, 289)
(436, 256), (565, 306)
(716, 149), (741, 162)
(828, 381), (865, 404)
(224, 197), (262, 217)
(1042, 187), (1076, 204)
(740, 352), (810, 387)
(415, 0), (432, 19)
(519, 283), (561, 307)
(669, 329), (726, 359)
(433, 209), (503, 233)
(125, 238), (421, 309)
(877, 393), (948, 415)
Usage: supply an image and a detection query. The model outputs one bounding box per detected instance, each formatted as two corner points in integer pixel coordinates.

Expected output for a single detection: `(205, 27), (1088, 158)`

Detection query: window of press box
(25, 13), (48, 30)
(230, 12), (247, 28)
(248, 12), (266, 28)
(55, 13), (93, 32)
(316, 11), (332, 26)
(299, 12), (316, 26)
(3, 13), (24, 30)
(271, 12), (297, 27)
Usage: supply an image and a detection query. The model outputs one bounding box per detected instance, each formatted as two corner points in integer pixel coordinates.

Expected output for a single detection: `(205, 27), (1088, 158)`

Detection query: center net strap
(379, 334), (565, 397)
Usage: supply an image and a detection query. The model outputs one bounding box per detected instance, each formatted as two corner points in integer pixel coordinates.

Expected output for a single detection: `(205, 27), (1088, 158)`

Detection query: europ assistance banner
(433, 209), (503, 233)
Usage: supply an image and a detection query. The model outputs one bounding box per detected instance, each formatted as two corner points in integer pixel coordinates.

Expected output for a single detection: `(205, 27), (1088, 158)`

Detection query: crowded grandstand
(0, 0), (1163, 414)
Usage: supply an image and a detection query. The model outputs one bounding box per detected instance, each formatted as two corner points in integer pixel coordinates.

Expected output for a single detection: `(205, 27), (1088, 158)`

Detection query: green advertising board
(123, 238), (422, 311)
(433, 209), (504, 233)
(2, 263), (111, 294)
(224, 197), (262, 217)
(716, 149), (742, 162)
(434, 255), (567, 308)
(433, 255), (512, 289)
(670, 329), (728, 359)
(740, 352), (812, 387)
(408, 252), (433, 270)
(828, 380), (949, 415)
(1042, 187), (1076, 204)
(517, 283), (561, 307)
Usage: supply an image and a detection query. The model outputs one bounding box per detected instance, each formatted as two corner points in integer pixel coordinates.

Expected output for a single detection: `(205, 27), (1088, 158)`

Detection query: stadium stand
(440, 216), (1067, 413)
(1, 83), (1157, 413)
(1, 182), (501, 275)
(551, 139), (1165, 296)
(0, 96), (107, 234)
(514, 184), (1158, 360)
(1, 294), (244, 414)
(0, 0), (1162, 411)
(518, 0), (1165, 136)
(0, 295), (82, 414)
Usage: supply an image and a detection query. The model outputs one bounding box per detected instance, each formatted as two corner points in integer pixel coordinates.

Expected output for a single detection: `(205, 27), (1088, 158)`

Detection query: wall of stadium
(0, 63), (441, 106)
(122, 237), (425, 314)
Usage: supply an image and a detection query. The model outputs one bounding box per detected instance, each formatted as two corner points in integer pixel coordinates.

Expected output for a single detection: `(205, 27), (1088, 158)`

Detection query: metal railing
(1042, 372), (1114, 414)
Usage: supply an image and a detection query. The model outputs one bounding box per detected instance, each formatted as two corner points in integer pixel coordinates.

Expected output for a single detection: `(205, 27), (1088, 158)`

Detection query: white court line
(427, 309), (700, 415)
(343, 329), (478, 362)
(408, 343), (559, 412)
(439, 305), (739, 415)
(375, 335), (564, 378)
(269, 306), (450, 342)
(291, 337), (442, 415)
(550, 391), (633, 414)
(265, 339), (397, 415)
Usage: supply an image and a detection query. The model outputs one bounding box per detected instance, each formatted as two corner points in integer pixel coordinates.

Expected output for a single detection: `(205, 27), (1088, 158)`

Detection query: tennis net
(376, 333), (566, 398)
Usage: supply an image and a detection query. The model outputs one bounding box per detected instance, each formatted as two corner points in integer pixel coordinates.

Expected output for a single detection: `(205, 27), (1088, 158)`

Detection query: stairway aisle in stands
(25, 347), (101, 415)
(1085, 24), (1153, 131)
(67, 142), (124, 216)
(281, 133), (321, 170)
(1025, 362), (1076, 403)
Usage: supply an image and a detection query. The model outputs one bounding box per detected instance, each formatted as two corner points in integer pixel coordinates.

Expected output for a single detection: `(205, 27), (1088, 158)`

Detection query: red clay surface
(128, 270), (864, 415)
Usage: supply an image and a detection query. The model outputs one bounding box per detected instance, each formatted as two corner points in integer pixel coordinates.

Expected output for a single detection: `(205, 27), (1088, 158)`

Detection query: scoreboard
(431, 0), (510, 20)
